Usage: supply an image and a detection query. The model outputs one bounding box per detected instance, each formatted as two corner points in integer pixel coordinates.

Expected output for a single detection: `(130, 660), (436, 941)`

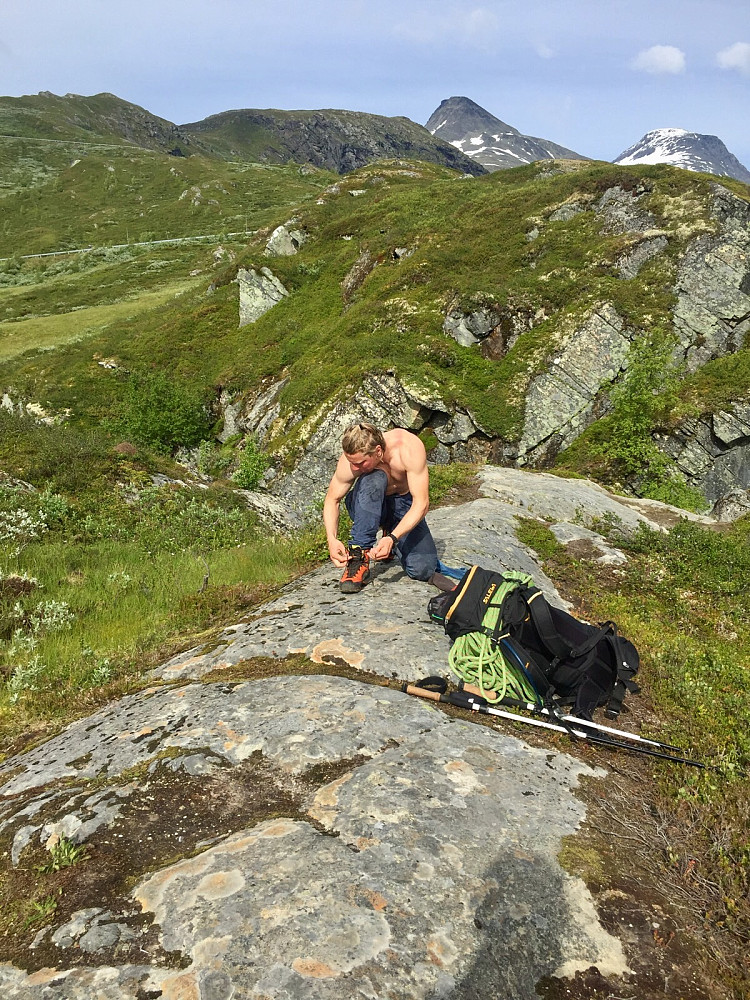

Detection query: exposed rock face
(593, 184), (658, 235)
(180, 107), (487, 176)
(237, 267), (289, 326)
(711, 487), (750, 520)
(672, 191), (750, 371)
(517, 304), (633, 466)
(341, 249), (376, 305)
(654, 403), (750, 504)
(264, 223), (307, 257)
(443, 305), (501, 347)
(617, 235), (668, 278)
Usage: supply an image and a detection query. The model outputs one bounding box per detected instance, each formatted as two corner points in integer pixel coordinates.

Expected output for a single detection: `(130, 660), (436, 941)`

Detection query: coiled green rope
(448, 572), (539, 704)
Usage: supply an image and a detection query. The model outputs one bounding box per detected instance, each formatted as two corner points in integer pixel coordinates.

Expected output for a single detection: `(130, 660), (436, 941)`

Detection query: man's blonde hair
(342, 422), (386, 456)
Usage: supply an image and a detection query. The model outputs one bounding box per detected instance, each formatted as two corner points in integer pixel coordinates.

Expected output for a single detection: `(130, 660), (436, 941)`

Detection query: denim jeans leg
(385, 493), (439, 581)
(344, 470), (388, 548)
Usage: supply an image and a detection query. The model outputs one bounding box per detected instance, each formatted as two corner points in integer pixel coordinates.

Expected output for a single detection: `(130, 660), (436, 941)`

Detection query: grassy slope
(0, 149), (332, 256)
(2, 157), (748, 489)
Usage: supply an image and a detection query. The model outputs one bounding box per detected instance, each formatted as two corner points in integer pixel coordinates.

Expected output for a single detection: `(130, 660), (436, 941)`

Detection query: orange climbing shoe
(339, 545), (371, 593)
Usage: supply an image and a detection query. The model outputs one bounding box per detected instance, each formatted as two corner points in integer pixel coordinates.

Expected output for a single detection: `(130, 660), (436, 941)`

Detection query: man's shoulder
(384, 427), (421, 447)
(384, 428), (426, 466)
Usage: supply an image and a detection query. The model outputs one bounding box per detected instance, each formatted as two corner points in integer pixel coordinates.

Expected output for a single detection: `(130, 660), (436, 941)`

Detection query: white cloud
(717, 41), (750, 75)
(631, 45), (686, 75)
(534, 41), (554, 59)
(393, 5), (499, 50)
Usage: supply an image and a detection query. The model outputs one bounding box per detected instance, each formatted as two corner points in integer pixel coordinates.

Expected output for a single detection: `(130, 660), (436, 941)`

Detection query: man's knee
(402, 549), (439, 581)
(359, 468), (388, 494)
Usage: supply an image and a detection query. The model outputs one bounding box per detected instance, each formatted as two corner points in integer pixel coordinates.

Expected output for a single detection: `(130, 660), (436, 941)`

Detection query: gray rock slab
(518, 303), (633, 464)
(238, 266), (289, 326)
(478, 466), (650, 531)
(0, 677), (627, 999)
(152, 497), (566, 684)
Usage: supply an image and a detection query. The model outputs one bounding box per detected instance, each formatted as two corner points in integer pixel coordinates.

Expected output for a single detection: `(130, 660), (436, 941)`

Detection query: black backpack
(428, 566), (640, 720)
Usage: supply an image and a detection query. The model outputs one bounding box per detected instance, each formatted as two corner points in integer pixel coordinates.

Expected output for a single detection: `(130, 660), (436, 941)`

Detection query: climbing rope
(448, 571), (539, 705)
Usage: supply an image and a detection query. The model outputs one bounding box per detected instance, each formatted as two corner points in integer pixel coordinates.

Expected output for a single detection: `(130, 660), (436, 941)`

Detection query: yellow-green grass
(0, 527), (324, 742)
(0, 280), (197, 361)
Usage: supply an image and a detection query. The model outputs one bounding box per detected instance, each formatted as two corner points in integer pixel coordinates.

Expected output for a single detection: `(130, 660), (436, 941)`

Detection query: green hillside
(2, 156), (748, 502)
(0, 148), (332, 257)
(0, 91), (191, 149)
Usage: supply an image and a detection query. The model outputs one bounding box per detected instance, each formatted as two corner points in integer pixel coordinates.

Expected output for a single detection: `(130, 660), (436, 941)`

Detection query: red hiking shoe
(339, 545), (371, 593)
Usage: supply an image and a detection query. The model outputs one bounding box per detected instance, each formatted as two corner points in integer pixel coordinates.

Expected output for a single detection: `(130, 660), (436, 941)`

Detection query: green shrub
(232, 437), (269, 490)
(113, 369), (212, 454)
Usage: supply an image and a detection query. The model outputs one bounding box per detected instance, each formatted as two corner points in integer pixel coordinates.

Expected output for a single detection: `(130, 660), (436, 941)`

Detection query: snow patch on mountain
(615, 128), (750, 183)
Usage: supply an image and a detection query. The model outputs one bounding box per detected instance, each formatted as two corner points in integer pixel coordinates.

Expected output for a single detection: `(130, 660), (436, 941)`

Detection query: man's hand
(328, 538), (349, 568)
(371, 533), (396, 561)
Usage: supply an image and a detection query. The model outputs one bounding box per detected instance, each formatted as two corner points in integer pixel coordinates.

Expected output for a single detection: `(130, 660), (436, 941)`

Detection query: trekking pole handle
(403, 683), (443, 702)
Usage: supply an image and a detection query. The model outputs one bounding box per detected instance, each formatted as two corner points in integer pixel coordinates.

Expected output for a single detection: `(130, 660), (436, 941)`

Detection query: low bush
(111, 369), (212, 454)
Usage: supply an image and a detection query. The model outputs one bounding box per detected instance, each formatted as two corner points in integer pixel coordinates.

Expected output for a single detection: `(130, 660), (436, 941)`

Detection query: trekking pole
(460, 683), (684, 752)
(403, 682), (707, 768)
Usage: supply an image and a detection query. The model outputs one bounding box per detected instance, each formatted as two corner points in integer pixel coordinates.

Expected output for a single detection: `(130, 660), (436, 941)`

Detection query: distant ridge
(178, 106), (487, 175)
(614, 128), (750, 184)
(0, 92), (486, 176)
(425, 96), (587, 171)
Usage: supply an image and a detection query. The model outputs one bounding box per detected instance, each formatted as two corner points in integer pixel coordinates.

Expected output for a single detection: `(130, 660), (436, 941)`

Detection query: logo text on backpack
(483, 583), (497, 604)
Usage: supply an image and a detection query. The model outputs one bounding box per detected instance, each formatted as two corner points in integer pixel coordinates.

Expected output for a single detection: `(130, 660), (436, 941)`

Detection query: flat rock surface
(0, 677), (623, 999)
(0, 468), (711, 999)
(154, 467), (681, 685)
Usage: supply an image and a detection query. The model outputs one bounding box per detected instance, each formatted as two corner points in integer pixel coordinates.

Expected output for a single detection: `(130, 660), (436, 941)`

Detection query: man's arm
(370, 435), (429, 561)
(323, 456), (355, 568)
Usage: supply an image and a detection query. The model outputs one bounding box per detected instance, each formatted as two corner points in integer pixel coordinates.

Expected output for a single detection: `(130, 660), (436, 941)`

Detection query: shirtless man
(324, 422), (452, 593)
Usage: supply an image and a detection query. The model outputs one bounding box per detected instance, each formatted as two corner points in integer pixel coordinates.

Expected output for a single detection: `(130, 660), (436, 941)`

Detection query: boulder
(711, 487), (750, 521)
(264, 224), (308, 257)
(237, 267), (289, 327)
(443, 306), (499, 347)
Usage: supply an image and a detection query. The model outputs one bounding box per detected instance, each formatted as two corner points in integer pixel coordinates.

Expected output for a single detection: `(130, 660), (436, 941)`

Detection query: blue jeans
(344, 470), (438, 581)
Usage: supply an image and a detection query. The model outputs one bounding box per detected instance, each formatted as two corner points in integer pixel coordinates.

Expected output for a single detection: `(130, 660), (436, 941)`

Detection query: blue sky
(2, 0), (749, 165)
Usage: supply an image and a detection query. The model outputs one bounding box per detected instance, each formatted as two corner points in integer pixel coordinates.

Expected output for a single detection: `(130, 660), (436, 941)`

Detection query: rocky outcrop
(517, 304), (633, 466)
(264, 223), (307, 257)
(654, 402), (750, 504)
(237, 267), (289, 327)
(593, 184), (659, 235)
(617, 235), (668, 278)
(711, 487), (750, 520)
(341, 249), (377, 306)
(225, 181), (750, 521)
(672, 189), (750, 371)
(180, 107), (487, 176)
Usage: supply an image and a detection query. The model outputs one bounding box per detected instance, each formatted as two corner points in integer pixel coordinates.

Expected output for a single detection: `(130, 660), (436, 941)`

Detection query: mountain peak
(424, 96), (587, 172)
(614, 128), (750, 183)
(425, 96), (518, 143)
